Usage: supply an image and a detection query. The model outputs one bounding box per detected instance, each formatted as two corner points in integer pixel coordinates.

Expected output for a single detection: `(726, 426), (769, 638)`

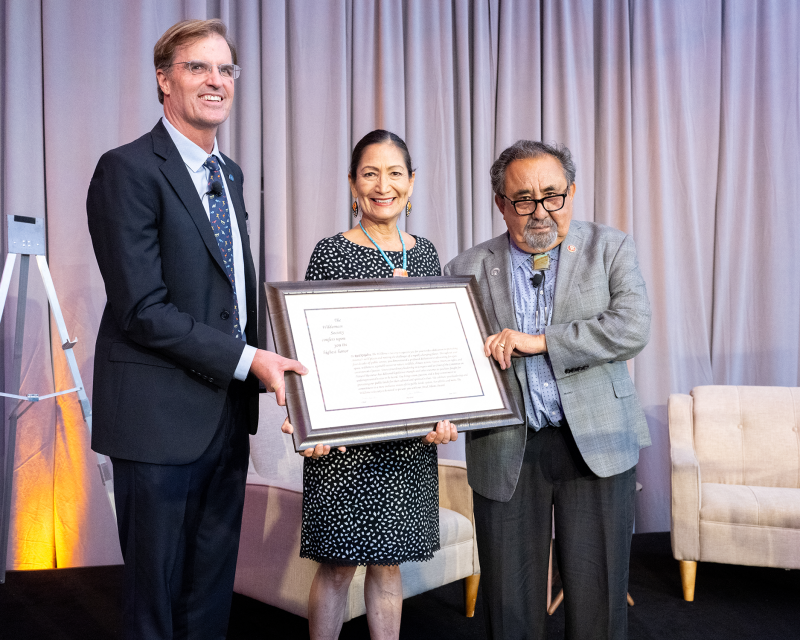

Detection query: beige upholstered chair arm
(668, 393), (701, 561)
(438, 458), (480, 574)
(438, 459), (472, 520)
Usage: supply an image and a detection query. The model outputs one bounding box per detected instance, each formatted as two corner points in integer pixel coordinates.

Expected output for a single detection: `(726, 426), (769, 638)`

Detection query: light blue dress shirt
(509, 238), (564, 430)
(162, 117), (256, 380)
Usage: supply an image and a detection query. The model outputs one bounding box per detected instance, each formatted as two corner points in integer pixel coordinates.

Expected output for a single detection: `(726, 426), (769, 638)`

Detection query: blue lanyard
(359, 221), (407, 272)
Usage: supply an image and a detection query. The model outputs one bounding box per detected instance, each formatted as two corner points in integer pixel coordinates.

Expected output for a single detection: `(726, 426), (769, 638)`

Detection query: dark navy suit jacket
(87, 119), (259, 465)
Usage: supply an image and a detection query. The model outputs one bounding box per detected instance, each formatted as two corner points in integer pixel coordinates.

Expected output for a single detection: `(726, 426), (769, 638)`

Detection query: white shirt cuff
(234, 344), (258, 381)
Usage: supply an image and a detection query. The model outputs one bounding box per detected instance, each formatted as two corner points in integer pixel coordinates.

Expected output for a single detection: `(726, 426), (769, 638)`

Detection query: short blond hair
(153, 19), (238, 104)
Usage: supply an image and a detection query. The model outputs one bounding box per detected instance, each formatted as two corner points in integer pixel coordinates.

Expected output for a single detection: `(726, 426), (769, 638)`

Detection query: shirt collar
(161, 116), (225, 172)
(508, 236), (561, 273)
(509, 237), (534, 273)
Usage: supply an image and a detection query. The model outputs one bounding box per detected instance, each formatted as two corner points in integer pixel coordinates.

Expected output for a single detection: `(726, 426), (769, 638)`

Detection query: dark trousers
(473, 425), (636, 640)
(111, 385), (250, 640)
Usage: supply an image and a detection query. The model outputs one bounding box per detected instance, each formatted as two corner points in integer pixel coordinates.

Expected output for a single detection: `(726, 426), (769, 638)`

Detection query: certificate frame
(265, 276), (523, 451)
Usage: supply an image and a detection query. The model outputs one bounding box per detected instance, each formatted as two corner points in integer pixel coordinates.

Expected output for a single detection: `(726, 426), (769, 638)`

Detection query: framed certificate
(265, 276), (522, 451)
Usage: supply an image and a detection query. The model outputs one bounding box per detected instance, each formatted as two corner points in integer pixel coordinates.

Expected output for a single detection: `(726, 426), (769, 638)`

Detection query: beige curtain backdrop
(1, 0), (798, 569)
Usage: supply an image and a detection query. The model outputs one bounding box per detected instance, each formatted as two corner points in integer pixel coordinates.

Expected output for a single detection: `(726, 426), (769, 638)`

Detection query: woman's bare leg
(364, 564), (403, 640)
(308, 563), (358, 640)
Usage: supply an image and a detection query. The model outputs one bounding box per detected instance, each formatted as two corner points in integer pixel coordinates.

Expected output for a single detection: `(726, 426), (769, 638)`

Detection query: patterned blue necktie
(204, 155), (241, 339)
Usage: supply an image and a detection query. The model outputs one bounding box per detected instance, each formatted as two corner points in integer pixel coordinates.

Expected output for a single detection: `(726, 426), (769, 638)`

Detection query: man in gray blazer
(444, 140), (650, 640)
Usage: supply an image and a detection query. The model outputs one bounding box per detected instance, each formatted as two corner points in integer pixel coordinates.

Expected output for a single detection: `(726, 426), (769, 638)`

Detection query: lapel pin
(490, 267), (500, 276)
(567, 245), (576, 252)
(229, 174), (234, 181)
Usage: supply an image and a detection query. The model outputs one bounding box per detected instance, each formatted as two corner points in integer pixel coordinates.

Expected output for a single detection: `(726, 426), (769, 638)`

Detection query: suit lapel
(484, 234), (519, 332)
(484, 233), (528, 426)
(151, 120), (226, 274)
(552, 221), (586, 324)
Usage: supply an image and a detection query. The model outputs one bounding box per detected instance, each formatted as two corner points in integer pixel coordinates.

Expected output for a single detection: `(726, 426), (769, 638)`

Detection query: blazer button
(220, 309), (230, 320)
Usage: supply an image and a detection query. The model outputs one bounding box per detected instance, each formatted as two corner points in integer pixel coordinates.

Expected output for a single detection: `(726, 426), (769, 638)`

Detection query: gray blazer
(444, 221), (651, 502)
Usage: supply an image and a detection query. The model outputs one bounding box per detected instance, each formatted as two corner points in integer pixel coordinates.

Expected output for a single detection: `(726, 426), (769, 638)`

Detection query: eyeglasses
(166, 60), (241, 80)
(500, 191), (569, 216)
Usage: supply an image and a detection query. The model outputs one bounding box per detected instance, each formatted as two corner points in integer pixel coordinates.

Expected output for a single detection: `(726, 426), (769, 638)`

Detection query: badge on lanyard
(532, 253), (551, 270)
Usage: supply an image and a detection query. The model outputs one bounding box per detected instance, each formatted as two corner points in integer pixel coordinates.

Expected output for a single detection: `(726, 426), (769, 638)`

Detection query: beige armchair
(234, 395), (481, 621)
(669, 385), (800, 601)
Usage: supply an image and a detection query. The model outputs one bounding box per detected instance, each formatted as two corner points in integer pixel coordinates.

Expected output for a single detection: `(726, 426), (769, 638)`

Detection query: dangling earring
(406, 200), (412, 217)
(352, 200), (359, 218)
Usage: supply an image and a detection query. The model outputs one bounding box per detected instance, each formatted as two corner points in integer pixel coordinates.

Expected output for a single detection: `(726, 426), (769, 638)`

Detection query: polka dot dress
(304, 232), (441, 281)
(300, 232), (442, 566)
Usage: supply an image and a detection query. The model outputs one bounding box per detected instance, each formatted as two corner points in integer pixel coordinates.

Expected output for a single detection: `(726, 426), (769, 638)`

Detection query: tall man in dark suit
(445, 141), (651, 640)
(87, 19), (308, 639)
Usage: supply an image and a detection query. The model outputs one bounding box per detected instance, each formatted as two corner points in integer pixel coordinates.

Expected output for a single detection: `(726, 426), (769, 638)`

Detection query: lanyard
(533, 272), (554, 332)
(359, 221), (408, 276)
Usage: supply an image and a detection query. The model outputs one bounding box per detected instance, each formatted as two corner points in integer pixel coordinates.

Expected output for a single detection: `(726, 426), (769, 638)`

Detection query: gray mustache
(526, 219), (555, 229)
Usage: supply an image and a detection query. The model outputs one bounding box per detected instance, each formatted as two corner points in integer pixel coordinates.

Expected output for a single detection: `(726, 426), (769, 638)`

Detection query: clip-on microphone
(207, 180), (224, 198)
(530, 272), (545, 327)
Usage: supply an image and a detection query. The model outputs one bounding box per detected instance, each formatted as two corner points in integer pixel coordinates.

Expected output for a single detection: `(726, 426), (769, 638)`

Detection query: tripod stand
(0, 215), (115, 583)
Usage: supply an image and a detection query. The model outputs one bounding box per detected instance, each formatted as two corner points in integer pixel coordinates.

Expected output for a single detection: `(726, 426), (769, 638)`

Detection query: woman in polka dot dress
(300, 130), (458, 640)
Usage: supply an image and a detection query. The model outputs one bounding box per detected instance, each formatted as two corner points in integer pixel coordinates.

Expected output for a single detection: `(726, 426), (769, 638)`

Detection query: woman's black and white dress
(300, 232), (442, 566)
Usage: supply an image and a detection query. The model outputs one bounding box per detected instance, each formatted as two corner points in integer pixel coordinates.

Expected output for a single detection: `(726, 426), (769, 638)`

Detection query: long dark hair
(349, 129), (413, 178)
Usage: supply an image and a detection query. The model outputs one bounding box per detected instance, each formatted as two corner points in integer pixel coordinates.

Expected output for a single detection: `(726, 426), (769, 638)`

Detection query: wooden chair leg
(680, 560), (697, 602)
(546, 539), (554, 609)
(547, 588), (564, 615)
(548, 587), (633, 613)
(464, 573), (480, 617)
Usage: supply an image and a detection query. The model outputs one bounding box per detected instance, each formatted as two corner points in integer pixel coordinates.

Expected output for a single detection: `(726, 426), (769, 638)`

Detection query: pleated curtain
(1, 0), (798, 568)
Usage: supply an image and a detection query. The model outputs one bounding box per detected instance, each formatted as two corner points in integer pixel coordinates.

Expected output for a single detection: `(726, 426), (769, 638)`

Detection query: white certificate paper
(285, 287), (504, 430)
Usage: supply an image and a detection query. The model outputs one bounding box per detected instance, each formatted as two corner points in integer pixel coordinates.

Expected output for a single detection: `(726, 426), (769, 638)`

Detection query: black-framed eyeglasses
(501, 191), (569, 216)
(165, 60), (241, 80)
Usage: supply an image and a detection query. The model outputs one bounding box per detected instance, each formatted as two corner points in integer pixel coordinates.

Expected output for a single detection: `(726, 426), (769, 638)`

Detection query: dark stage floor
(1, 533), (798, 639)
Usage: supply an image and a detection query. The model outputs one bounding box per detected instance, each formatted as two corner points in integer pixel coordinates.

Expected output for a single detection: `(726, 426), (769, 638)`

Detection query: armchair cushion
(438, 505), (474, 548)
(701, 483), (800, 529)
